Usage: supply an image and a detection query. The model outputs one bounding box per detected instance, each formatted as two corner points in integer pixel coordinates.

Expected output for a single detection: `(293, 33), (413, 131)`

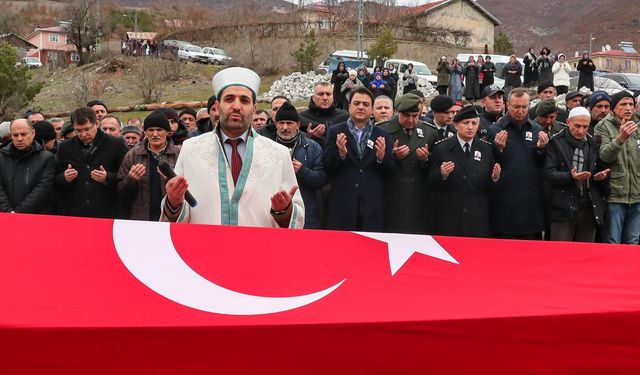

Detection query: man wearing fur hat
(595, 91), (640, 244)
(274, 102), (326, 229)
(117, 110), (181, 221)
(161, 67), (305, 228)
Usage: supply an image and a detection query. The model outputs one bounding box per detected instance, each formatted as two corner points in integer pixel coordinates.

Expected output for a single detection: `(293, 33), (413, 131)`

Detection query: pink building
(25, 25), (78, 66)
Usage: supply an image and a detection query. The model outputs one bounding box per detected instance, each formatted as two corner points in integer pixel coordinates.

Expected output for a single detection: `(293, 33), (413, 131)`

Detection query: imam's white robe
(160, 128), (304, 228)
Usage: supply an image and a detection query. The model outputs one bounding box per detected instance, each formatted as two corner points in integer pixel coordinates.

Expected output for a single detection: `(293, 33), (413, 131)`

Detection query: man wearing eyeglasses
(54, 107), (128, 218)
(487, 87), (549, 240)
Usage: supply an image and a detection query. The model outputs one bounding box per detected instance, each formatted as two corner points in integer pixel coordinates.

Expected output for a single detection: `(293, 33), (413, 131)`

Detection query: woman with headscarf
(402, 63), (418, 94)
(464, 56), (480, 101)
(331, 61), (349, 109)
(481, 55), (496, 91)
(523, 47), (538, 87)
(537, 47), (554, 84)
(448, 58), (464, 100)
(576, 52), (596, 91)
(503, 54), (523, 95)
(341, 69), (364, 107)
(357, 67), (370, 86)
(382, 67), (397, 100)
(552, 53), (572, 95)
(369, 72), (389, 98)
(477, 55), (485, 91)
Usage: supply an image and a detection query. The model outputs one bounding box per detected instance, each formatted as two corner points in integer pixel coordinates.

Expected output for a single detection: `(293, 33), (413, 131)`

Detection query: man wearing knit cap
(0, 119), (55, 214)
(121, 125), (142, 148)
(161, 67), (304, 228)
(179, 108), (197, 132)
(535, 99), (566, 138)
(274, 101), (326, 229)
(545, 107), (609, 242)
(428, 105), (500, 237)
(378, 93), (436, 234)
(426, 95), (456, 142)
(588, 91), (611, 135)
(528, 82), (569, 123)
(595, 90), (640, 244)
(117, 110), (181, 221)
(33, 120), (59, 154)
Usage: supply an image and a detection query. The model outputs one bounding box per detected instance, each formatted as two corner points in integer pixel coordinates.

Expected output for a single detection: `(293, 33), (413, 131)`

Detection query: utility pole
(589, 32), (594, 56)
(357, 0), (364, 58)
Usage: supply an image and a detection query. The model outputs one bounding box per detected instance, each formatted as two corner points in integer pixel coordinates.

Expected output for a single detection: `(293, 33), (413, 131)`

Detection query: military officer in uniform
(379, 93), (437, 234)
(426, 95), (457, 142)
(535, 99), (566, 138)
(428, 106), (501, 237)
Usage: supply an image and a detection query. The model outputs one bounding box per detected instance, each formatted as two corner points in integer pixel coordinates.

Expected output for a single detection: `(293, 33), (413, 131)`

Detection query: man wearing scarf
(544, 107), (609, 242)
(274, 102), (326, 229)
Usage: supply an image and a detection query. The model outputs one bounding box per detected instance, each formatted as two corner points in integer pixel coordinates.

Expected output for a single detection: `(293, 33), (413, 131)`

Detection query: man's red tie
(225, 139), (243, 185)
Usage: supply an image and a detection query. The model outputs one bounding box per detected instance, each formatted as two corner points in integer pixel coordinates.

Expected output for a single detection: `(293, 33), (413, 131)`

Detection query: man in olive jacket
(594, 91), (640, 244)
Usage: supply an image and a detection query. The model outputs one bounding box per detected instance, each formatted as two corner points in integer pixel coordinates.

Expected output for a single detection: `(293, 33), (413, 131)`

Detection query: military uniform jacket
(379, 116), (437, 234)
(426, 121), (457, 142)
(428, 136), (496, 237)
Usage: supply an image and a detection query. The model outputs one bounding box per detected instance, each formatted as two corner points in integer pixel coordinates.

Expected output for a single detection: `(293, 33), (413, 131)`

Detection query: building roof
(402, 0), (501, 26)
(0, 33), (37, 49)
(568, 50), (640, 61)
(126, 32), (158, 41)
(25, 26), (67, 40)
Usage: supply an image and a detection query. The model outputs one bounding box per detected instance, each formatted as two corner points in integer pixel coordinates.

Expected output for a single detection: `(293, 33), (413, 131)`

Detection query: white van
(456, 53), (525, 88)
(317, 50), (378, 74)
(384, 59), (437, 87)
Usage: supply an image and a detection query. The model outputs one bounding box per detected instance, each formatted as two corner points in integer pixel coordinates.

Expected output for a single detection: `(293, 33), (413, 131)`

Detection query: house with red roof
(25, 24), (78, 66)
(568, 49), (640, 74)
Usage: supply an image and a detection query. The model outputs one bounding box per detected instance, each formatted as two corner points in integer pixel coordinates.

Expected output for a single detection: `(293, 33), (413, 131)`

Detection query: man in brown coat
(117, 110), (180, 221)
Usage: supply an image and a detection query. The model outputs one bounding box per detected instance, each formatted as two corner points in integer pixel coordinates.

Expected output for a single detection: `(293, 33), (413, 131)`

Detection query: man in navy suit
(324, 87), (396, 231)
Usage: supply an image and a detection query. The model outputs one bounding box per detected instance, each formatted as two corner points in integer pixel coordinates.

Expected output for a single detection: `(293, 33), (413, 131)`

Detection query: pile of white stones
(258, 72), (328, 103)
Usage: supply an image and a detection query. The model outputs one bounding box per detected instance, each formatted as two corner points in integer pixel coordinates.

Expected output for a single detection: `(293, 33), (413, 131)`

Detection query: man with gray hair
(299, 81), (349, 146)
(0, 119), (56, 213)
(49, 117), (65, 140)
(373, 95), (394, 124)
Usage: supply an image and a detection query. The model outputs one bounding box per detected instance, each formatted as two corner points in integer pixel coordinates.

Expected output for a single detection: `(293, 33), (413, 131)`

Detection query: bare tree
(64, 0), (107, 66)
(64, 71), (111, 109)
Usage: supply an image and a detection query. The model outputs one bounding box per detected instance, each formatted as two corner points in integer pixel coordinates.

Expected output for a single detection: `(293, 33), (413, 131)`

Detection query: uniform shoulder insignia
(434, 138), (448, 145)
(549, 129), (565, 139)
(479, 138), (492, 145)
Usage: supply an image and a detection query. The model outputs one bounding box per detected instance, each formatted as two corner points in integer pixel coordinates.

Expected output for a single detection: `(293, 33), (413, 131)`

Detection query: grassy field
(29, 57), (286, 121)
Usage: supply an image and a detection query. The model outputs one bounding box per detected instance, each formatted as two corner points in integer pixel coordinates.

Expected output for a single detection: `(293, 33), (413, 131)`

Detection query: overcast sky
(287, 1), (439, 6)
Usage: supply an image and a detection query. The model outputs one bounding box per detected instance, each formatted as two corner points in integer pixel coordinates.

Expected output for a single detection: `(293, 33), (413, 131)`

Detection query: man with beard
(378, 93), (435, 234)
(324, 87), (395, 231)
(488, 88), (549, 240)
(117, 111), (181, 221)
(426, 95), (457, 141)
(161, 67), (304, 228)
(479, 85), (505, 139)
(299, 82), (350, 146)
(588, 91), (611, 135)
(545, 107), (609, 242)
(274, 102), (326, 229)
(595, 91), (640, 244)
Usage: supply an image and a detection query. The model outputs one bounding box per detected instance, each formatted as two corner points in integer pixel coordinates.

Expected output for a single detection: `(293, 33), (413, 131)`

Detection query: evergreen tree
(494, 32), (514, 55)
(0, 43), (43, 121)
(291, 30), (322, 73)
(366, 25), (397, 66)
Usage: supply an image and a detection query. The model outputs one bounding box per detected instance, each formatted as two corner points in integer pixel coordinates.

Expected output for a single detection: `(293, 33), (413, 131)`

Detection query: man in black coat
(0, 119), (55, 214)
(324, 87), (395, 231)
(55, 107), (128, 218)
(429, 106), (501, 237)
(299, 81), (350, 147)
(487, 88), (549, 240)
(479, 85), (505, 140)
(425, 95), (457, 141)
(257, 96), (289, 141)
(544, 107), (609, 242)
(378, 93), (436, 234)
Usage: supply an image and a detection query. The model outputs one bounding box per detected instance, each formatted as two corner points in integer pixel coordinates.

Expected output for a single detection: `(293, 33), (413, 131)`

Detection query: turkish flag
(1, 213), (640, 373)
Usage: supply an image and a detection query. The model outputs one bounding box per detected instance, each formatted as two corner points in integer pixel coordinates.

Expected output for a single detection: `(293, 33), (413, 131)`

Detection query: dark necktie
(464, 142), (470, 157)
(225, 139), (243, 185)
(438, 128), (446, 139)
(404, 128), (411, 137)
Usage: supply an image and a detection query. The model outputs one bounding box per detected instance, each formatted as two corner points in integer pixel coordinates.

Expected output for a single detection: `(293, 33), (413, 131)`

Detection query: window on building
(605, 59), (613, 69)
(71, 52), (79, 62)
(625, 60), (632, 70)
(49, 33), (59, 43)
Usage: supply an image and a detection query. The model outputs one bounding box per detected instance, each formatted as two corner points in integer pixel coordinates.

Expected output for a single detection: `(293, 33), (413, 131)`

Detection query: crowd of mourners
(2, 44), (640, 244)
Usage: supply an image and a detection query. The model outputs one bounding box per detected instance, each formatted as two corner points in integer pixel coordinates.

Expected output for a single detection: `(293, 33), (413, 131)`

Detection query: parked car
(600, 73), (640, 92)
(320, 50), (377, 74)
(21, 57), (42, 69)
(385, 58), (437, 88)
(569, 76), (631, 95)
(202, 47), (231, 65)
(177, 44), (210, 64)
(457, 53), (525, 89)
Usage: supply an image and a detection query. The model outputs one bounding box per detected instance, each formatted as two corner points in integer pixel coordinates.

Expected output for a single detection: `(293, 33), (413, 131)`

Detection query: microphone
(158, 160), (197, 208)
